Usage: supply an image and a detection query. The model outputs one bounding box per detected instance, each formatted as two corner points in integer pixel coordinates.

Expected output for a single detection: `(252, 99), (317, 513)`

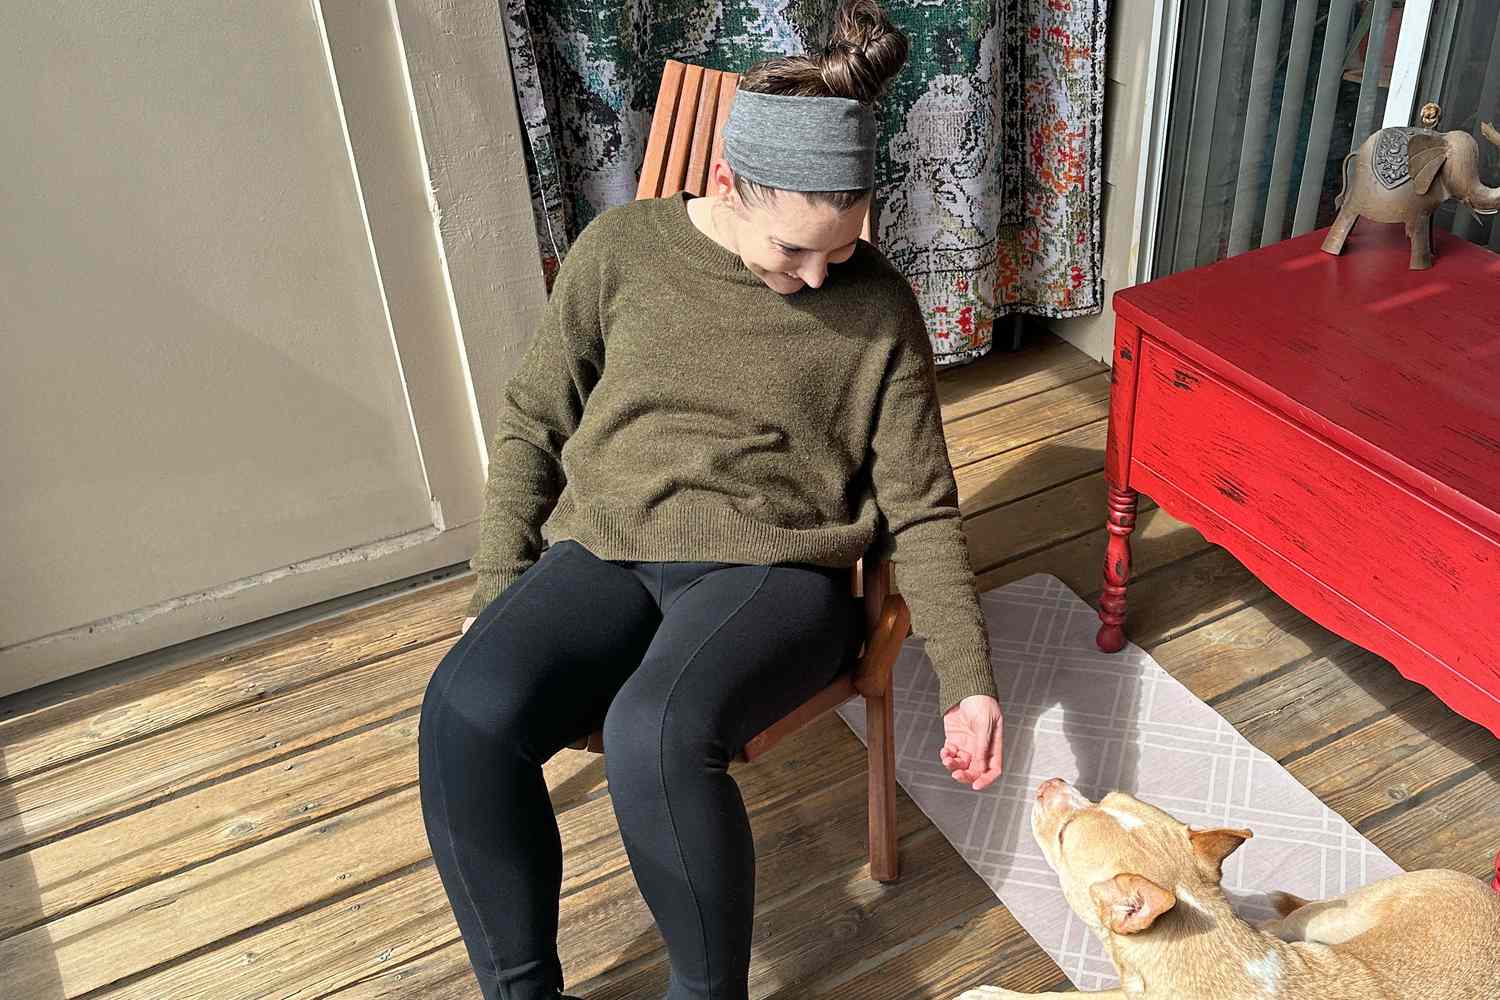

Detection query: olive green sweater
(469, 193), (996, 710)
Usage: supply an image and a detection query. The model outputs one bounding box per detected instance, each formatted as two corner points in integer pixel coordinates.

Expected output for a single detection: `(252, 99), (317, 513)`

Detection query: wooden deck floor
(3, 336), (1497, 999)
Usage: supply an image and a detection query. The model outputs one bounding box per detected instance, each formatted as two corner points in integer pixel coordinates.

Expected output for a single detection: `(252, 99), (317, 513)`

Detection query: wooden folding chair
(568, 59), (906, 882)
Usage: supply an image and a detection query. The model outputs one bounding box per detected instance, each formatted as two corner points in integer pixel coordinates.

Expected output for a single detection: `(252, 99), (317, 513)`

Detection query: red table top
(1114, 226), (1500, 537)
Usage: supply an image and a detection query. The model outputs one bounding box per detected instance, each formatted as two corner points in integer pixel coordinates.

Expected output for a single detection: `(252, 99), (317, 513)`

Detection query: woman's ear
(707, 158), (737, 197)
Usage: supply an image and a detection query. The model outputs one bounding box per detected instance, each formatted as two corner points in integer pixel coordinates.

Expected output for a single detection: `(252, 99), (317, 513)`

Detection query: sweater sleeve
(867, 301), (997, 713)
(466, 231), (606, 617)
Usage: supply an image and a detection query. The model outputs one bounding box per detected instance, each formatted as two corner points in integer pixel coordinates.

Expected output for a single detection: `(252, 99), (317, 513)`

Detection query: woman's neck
(687, 195), (740, 258)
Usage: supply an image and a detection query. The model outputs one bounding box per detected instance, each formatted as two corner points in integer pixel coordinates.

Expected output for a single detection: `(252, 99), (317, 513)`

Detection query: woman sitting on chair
(418, 3), (1003, 998)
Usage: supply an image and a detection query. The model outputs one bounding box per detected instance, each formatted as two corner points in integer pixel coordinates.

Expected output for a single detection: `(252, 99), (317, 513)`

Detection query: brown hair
(733, 0), (908, 210)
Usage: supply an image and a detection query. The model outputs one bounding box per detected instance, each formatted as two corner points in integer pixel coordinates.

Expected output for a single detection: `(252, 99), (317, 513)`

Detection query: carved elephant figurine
(1322, 115), (1500, 269)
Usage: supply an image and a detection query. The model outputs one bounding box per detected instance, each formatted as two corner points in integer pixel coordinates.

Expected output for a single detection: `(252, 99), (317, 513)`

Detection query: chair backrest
(637, 59), (874, 244)
(638, 61), (740, 200)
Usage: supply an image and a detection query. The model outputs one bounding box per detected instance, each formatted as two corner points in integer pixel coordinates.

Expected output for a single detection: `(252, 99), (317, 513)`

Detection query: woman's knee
(419, 639), (531, 760)
(602, 679), (728, 786)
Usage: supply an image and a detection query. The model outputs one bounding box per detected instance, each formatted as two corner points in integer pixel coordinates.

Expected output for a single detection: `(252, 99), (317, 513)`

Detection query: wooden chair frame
(567, 59), (906, 882)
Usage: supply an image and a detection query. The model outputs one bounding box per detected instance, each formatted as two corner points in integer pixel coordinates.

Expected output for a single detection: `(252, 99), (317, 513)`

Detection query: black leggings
(418, 539), (858, 1000)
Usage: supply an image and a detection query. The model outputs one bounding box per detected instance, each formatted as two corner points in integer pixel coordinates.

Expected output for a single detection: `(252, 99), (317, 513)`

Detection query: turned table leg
(1098, 319), (1142, 654)
(1096, 486), (1138, 652)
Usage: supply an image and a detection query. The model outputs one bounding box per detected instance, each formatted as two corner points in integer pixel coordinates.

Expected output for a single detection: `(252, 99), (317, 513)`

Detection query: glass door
(1416, 2), (1500, 248)
(1147, 0), (1494, 277)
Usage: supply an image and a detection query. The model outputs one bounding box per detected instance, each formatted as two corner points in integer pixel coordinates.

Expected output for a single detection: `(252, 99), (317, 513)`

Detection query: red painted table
(1098, 225), (1500, 739)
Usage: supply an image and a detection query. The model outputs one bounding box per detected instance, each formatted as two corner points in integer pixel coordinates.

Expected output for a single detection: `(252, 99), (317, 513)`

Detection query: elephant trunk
(1462, 123), (1500, 213)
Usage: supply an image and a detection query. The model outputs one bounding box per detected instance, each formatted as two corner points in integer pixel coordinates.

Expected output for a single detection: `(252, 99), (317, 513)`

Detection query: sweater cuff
(465, 568), (523, 619)
(935, 646), (999, 715)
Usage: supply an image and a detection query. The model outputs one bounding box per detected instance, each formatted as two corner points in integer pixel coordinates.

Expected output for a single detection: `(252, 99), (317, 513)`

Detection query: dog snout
(1035, 778), (1090, 813)
(1037, 778), (1068, 802)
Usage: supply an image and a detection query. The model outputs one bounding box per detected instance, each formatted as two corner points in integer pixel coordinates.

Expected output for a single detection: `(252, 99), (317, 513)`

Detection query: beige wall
(391, 0), (547, 450)
(1050, 0), (1162, 362)
(0, 2), (544, 695)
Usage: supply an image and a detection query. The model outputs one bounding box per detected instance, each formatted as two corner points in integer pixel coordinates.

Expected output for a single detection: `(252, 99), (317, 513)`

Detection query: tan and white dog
(958, 778), (1500, 1000)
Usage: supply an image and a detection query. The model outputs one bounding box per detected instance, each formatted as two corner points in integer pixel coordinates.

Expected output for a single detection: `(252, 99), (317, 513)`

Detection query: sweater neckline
(658, 192), (764, 286)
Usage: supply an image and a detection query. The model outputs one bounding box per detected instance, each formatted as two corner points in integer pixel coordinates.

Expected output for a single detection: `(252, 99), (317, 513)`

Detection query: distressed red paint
(1099, 226), (1500, 739)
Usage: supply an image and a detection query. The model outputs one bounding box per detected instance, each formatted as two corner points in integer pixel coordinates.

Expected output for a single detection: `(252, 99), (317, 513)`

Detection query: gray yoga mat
(837, 573), (1402, 990)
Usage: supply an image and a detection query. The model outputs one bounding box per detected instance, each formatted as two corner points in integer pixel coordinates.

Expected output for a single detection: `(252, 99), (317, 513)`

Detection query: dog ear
(1090, 873), (1177, 934)
(1188, 826), (1252, 876)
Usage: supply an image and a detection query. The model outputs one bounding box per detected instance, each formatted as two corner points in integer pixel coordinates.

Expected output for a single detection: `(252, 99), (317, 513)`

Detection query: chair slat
(637, 60), (686, 199)
(740, 675), (858, 761)
(711, 71), (739, 169)
(685, 68), (723, 196)
(661, 64), (705, 197)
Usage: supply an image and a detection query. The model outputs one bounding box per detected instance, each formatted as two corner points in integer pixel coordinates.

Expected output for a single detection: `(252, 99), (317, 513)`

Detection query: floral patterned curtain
(502, 0), (1107, 367)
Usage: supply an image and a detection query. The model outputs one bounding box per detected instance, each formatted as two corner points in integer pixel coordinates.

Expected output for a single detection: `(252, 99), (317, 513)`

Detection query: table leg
(1096, 485), (1138, 653)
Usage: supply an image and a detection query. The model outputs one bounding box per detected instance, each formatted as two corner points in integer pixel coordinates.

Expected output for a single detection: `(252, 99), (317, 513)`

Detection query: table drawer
(1130, 340), (1500, 690)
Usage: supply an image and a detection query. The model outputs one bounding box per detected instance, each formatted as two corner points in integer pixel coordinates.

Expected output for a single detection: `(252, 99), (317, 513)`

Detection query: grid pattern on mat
(837, 573), (1401, 989)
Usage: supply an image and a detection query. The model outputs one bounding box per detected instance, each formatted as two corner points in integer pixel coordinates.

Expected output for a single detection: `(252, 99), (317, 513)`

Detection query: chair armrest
(852, 593), (910, 699)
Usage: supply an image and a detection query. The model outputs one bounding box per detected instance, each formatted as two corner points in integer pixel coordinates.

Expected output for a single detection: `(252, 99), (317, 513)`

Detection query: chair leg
(866, 690), (900, 883)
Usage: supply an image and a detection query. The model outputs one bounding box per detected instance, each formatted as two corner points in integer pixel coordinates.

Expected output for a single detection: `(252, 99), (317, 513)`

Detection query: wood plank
(1215, 645), (1408, 758)
(662, 64), (704, 196)
(0, 639), (610, 865)
(320, 938), (478, 1000)
(1099, 545), (1270, 650)
(827, 904), (1064, 999)
(965, 471), (1111, 573)
(0, 579), (467, 785)
(0, 714), (418, 937)
(1294, 689), (1500, 832)
(107, 730), (912, 1000)
(957, 419), (1106, 518)
(2, 787), (432, 998)
(96, 864), (452, 1000)
(1150, 592), (1344, 703)
(710, 72), (738, 166)
(637, 60), (685, 199)
(424, 749), (921, 1000)
(581, 825), (990, 999)
(559, 768), (936, 990)
(973, 502), (1206, 602)
(1362, 765), (1500, 878)
(936, 335), (1104, 423)
(0, 641), (441, 854)
(943, 374), (1110, 468)
(96, 863), (453, 1000)
(543, 750), (608, 815)
(686, 67), (723, 196)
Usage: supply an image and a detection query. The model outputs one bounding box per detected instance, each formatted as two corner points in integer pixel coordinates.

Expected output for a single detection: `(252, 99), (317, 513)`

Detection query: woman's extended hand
(940, 695), (1004, 791)
(462, 616), (476, 635)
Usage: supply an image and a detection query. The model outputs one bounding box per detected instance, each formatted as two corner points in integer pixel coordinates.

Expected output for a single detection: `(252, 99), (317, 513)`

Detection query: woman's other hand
(462, 616), (476, 635)
(939, 695), (1003, 791)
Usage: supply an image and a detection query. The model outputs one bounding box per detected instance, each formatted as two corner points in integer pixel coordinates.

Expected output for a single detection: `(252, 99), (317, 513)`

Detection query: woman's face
(709, 164), (869, 295)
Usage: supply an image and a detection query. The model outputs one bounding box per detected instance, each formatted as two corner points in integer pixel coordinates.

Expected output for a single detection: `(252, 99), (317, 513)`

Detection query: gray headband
(721, 90), (877, 192)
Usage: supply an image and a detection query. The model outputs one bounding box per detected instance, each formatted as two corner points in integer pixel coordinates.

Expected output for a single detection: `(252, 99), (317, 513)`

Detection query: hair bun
(818, 0), (908, 103)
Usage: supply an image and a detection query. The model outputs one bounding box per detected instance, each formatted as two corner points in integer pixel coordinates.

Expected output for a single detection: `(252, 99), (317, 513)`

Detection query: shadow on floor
(0, 749), (66, 999)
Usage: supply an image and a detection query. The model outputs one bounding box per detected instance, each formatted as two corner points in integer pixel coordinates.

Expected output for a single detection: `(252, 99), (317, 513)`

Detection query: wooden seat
(568, 59), (905, 882)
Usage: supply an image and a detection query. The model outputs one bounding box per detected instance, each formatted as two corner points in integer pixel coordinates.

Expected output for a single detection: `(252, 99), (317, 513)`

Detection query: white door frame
(1131, 0), (1186, 285)
(1384, 0), (1436, 127)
